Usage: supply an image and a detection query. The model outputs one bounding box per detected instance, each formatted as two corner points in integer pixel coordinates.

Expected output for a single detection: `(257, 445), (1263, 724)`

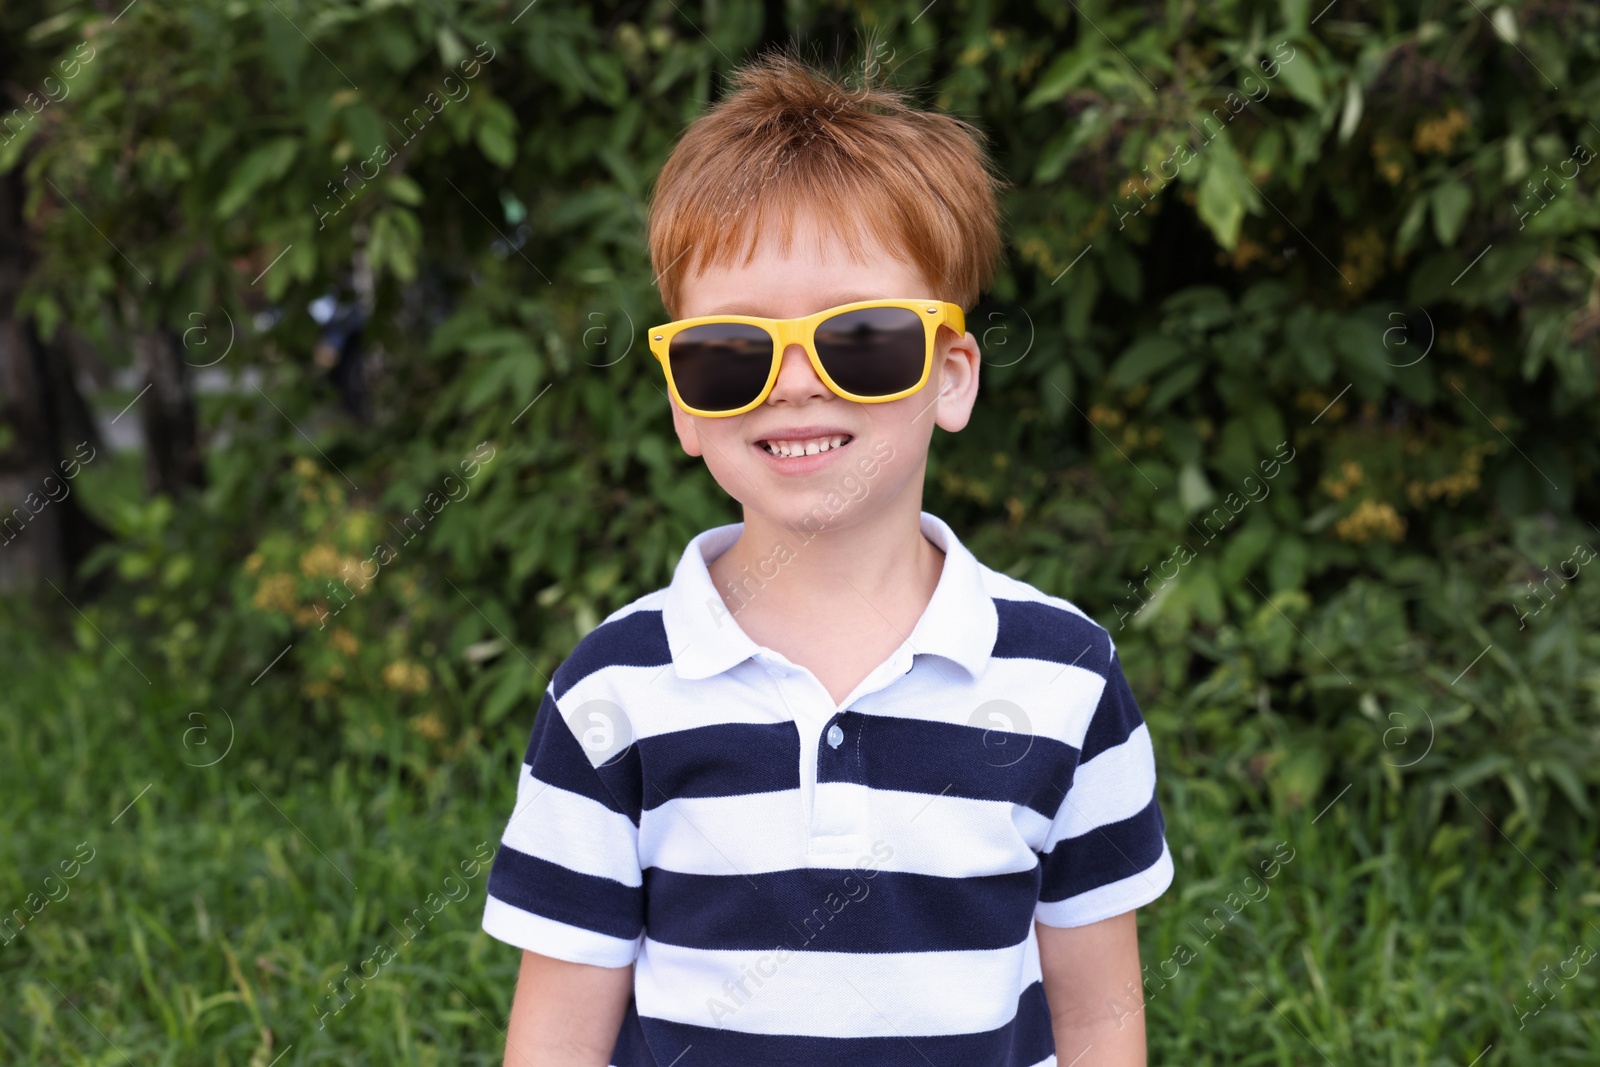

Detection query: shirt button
(826, 724), (844, 748)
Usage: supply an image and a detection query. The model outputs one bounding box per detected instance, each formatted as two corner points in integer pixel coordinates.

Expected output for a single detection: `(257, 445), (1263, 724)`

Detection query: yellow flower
(1339, 228), (1387, 297)
(1321, 461), (1365, 501)
(382, 660), (431, 694)
(410, 712), (447, 742)
(244, 551), (264, 574)
(331, 627), (359, 656)
(1413, 108), (1469, 154)
(1334, 499), (1407, 543)
(1370, 137), (1406, 184)
(298, 543), (342, 578)
(292, 456), (319, 479)
(1087, 403), (1124, 428)
(251, 574), (297, 614)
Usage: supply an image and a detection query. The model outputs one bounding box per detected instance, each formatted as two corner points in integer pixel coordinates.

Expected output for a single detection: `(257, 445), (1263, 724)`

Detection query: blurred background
(2, 0), (1597, 1063)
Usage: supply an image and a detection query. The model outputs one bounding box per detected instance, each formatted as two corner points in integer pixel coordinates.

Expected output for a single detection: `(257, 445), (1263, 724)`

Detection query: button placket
(810, 711), (872, 856)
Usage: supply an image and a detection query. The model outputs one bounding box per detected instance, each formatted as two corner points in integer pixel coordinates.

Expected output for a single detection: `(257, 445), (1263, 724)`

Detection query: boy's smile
(754, 427), (854, 468)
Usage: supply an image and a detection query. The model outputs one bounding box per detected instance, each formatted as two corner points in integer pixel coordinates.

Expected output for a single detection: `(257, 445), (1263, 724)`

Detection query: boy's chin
(738, 487), (891, 536)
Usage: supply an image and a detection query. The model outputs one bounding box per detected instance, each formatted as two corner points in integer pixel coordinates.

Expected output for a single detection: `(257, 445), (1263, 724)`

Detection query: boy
(481, 53), (1173, 1067)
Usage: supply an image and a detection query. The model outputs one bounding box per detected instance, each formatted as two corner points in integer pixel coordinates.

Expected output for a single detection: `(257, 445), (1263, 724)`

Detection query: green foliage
(14, 0), (1600, 885)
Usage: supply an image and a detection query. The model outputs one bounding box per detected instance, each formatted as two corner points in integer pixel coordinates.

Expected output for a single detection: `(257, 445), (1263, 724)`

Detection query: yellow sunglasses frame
(648, 298), (966, 418)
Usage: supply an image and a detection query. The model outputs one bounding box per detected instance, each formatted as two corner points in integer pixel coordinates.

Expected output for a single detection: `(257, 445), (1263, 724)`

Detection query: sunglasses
(648, 298), (966, 417)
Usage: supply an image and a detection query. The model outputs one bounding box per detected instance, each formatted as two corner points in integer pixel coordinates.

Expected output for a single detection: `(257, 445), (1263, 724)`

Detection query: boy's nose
(765, 342), (830, 404)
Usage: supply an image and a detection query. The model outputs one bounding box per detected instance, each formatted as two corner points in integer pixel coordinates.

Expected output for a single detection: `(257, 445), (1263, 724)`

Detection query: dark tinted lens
(667, 323), (774, 412)
(813, 307), (926, 397)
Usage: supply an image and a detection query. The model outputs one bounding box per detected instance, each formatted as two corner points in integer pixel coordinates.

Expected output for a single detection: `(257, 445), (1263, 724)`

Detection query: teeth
(762, 435), (850, 458)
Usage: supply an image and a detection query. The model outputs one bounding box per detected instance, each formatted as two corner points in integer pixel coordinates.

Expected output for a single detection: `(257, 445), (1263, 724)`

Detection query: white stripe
(641, 786), (1058, 878)
(558, 661), (787, 743)
(1042, 724), (1158, 845)
(859, 656), (1107, 749)
(1034, 840), (1174, 928)
(500, 768), (641, 886)
(640, 791), (807, 875)
(635, 933), (1041, 1037)
(481, 895), (642, 967)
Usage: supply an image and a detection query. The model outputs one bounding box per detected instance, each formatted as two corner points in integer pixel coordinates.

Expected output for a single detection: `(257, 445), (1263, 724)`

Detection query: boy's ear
(931, 327), (981, 433)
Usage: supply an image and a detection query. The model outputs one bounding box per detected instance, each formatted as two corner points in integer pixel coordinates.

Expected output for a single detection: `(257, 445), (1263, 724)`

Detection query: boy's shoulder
(967, 552), (1121, 678)
(546, 585), (675, 702)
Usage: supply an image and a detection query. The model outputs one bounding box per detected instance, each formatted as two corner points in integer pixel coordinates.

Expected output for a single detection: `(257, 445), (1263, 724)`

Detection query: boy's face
(666, 211), (981, 532)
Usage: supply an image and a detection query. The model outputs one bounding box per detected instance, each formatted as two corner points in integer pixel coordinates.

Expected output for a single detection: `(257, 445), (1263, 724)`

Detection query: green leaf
(386, 173), (424, 206)
(341, 104), (387, 157)
(475, 99), (517, 168)
(214, 138), (299, 219)
(1195, 136), (1257, 250)
(1024, 48), (1102, 109)
(1101, 238), (1142, 301)
(482, 661), (532, 725)
(1544, 760), (1592, 817)
(1221, 519), (1276, 586)
(1431, 180), (1472, 247)
(1190, 565), (1224, 623)
(1274, 45), (1325, 109)
(1161, 286), (1233, 332)
(1268, 536), (1309, 591)
(1042, 363), (1074, 423)
(1146, 362), (1205, 413)
(1178, 462), (1216, 513)
(436, 26), (467, 68)
(1110, 336), (1186, 388)
(1285, 306), (1335, 383)
(1395, 196), (1429, 256)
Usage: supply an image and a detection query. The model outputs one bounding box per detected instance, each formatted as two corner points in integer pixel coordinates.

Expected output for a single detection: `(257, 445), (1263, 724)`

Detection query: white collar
(660, 511), (998, 682)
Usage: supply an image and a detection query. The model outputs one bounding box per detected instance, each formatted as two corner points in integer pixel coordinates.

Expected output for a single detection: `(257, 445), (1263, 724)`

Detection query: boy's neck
(707, 497), (945, 640)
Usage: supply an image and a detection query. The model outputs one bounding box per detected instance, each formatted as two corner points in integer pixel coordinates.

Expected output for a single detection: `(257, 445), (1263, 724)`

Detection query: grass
(1, 595), (1596, 1065)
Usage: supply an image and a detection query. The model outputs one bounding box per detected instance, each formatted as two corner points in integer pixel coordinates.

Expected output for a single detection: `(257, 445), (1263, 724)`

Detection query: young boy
(481, 53), (1173, 1067)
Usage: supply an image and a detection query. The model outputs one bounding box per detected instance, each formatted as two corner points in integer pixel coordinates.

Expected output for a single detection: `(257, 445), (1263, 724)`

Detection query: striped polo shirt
(482, 511), (1173, 1066)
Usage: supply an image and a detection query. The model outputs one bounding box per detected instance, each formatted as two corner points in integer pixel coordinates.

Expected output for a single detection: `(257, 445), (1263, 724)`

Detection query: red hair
(647, 52), (1004, 317)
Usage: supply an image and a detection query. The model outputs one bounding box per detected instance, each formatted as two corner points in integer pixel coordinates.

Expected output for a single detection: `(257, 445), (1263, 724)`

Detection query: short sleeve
(481, 688), (645, 967)
(1035, 644), (1173, 927)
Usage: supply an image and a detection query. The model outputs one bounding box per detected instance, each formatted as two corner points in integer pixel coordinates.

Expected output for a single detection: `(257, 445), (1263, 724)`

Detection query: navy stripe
(642, 867), (1040, 953)
(486, 844), (643, 942)
(818, 712), (1076, 819)
(636, 721), (799, 811)
(1079, 654), (1146, 763)
(992, 598), (1110, 675)
(621, 980), (1055, 1067)
(1038, 792), (1167, 904)
(552, 608), (672, 700)
(596, 743), (644, 825)
(523, 692), (642, 824)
